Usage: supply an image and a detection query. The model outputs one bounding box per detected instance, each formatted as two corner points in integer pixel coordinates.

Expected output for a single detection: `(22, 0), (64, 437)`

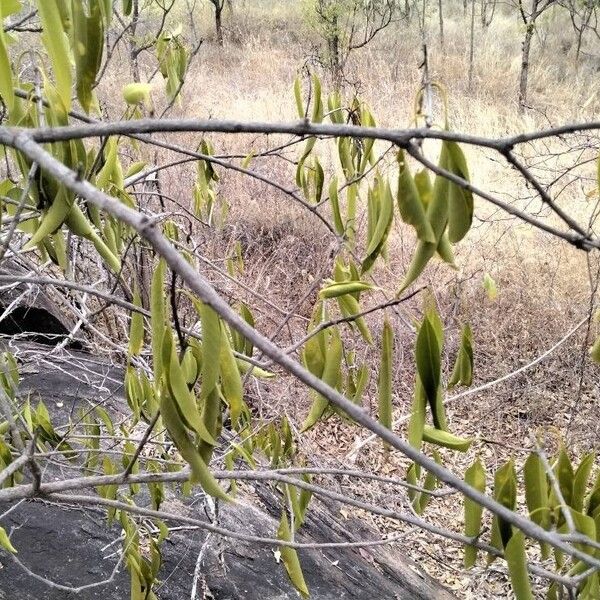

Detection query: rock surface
(0, 346), (456, 600)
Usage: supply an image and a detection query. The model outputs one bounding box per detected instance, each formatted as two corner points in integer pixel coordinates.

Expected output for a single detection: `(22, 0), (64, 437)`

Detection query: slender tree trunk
(328, 14), (343, 90)
(468, 0), (475, 91)
(215, 2), (224, 46)
(438, 0), (444, 51)
(518, 23), (534, 111)
(130, 0), (141, 82)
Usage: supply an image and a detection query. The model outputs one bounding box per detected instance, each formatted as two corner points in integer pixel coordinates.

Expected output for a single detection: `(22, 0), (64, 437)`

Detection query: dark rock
(0, 347), (456, 600)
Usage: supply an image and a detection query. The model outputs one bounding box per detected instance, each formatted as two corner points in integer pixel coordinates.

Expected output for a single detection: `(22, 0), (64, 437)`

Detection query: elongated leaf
(128, 287), (144, 357)
(293, 76), (303, 118)
(422, 425), (472, 451)
(445, 141), (473, 244)
(160, 386), (228, 500)
(72, 0), (104, 113)
(219, 327), (244, 426)
(408, 377), (427, 450)
(277, 513), (309, 598)
(415, 317), (442, 428)
(396, 150), (435, 243)
(35, 0), (73, 110)
(151, 259), (166, 381)
(362, 177), (394, 273)
(573, 452), (595, 513)
(378, 320), (393, 441)
(523, 453), (550, 558)
(336, 293), (372, 344)
(491, 459), (517, 552)
(0, 526), (16, 553)
(302, 328), (342, 431)
(0, 4), (14, 111)
(166, 338), (216, 445)
(319, 281), (374, 299)
(464, 458), (486, 568)
(448, 324), (473, 388)
(505, 531), (534, 600)
(328, 177), (344, 235)
(199, 302), (222, 401)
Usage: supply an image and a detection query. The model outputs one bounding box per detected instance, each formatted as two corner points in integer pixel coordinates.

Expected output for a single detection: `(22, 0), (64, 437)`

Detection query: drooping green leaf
(0, 3), (14, 111)
(277, 513), (309, 598)
(523, 452), (550, 558)
(128, 287), (144, 357)
(505, 531), (534, 600)
(448, 324), (473, 388)
(415, 317), (442, 429)
(396, 150), (435, 243)
(35, 0), (73, 110)
(464, 458), (486, 568)
(0, 526), (16, 554)
(150, 259), (166, 381)
(302, 328), (342, 431)
(378, 319), (394, 442)
(445, 141), (473, 244)
(490, 459), (517, 553)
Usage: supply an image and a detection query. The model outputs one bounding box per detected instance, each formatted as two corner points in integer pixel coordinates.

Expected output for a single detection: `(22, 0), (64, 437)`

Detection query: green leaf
(448, 324), (473, 388)
(415, 317), (442, 429)
(0, 4), (14, 111)
(150, 259), (166, 381)
(523, 453), (550, 558)
(277, 513), (309, 598)
(553, 444), (574, 510)
(407, 377), (427, 449)
(328, 177), (344, 235)
(491, 459), (517, 552)
(505, 531), (534, 600)
(302, 328), (342, 431)
(590, 335), (600, 364)
(122, 0), (133, 15)
(319, 281), (374, 299)
(35, 0), (73, 110)
(396, 150), (435, 243)
(422, 425), (472, 451)
(128, 292), (144, 357)
(483, 273), (497, 300)
(166, 337), (216, 445)
(573, 452), (595, 513)
(199, 302), (222, 401)
(219, 328), (244, 427)
(378, 319), (394, 442)
(464, 458), (486, 568)
(293, 76), (304, 118)
(445, 141), (473, 244)
(72, 0), (104, 113)
(362, 176), (394, 273)
(0, 526), (16, 554)
(336, 293), (372, 344)
(160, 386), (228, 500)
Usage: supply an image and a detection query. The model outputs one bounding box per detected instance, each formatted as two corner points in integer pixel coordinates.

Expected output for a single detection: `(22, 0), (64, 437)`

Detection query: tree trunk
(215, 2), (224, 46)
(438, 0), (444, 50)
(468, 0), (475, 91)
(130, 0), (141, 82)
(518, 23), (534, 111)
(328, 14), (343, 90)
